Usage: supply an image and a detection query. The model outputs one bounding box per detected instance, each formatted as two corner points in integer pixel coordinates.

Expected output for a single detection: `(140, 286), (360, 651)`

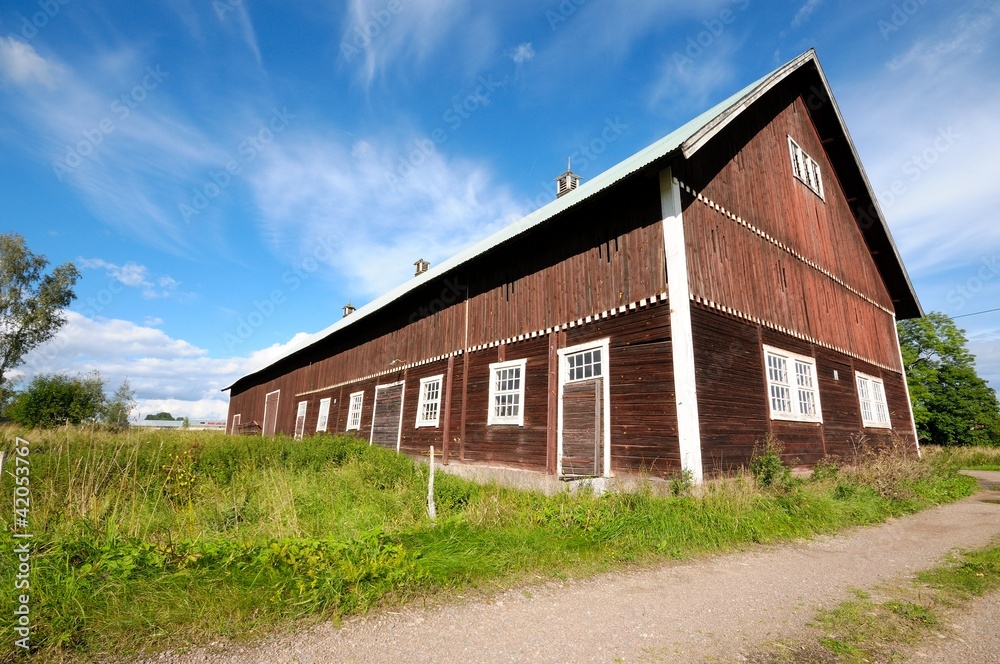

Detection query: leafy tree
(103, 378), (137, 429)
(6, 372), (105, 428)
(898, 312), (1000, 446)
(0, 233), (80, 389)
(145, 411), (176, 421)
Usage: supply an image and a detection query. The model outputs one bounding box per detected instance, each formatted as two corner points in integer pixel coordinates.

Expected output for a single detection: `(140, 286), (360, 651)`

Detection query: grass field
(0, 428), (987, 661)
(921, 444), (1000, 471)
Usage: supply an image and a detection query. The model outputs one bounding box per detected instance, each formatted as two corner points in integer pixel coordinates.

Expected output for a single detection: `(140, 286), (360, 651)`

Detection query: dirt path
(142, 474), (1000, 664)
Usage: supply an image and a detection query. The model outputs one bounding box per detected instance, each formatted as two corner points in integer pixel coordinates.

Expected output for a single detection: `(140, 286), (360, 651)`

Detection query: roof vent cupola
(414, 258), (430, 276)
(342, 301), (356, 318)
(555, 158), (581, 198)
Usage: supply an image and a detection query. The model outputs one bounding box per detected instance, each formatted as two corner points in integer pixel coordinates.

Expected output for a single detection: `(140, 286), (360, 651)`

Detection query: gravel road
(140, 473), (1000, 664)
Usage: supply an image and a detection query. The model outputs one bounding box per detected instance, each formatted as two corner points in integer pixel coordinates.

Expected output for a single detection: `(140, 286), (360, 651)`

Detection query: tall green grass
(0, 427), (978, 661)
(921, 444), (1000, 471)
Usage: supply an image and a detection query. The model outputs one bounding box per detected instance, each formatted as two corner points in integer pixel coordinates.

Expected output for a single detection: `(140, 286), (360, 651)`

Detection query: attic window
(788, 136), (824, 199)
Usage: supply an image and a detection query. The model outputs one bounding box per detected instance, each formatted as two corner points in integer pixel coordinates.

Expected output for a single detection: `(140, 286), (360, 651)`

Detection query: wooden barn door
(370, 382), (404, 450)
(262, 389), (280, 437)
(558, 340), (610, 478)
(561, 379), (604, 477)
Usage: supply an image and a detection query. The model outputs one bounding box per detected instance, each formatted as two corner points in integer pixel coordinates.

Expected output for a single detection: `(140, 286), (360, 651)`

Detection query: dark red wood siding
(693, 304), (916, 473)
(674, 83), (901, 372)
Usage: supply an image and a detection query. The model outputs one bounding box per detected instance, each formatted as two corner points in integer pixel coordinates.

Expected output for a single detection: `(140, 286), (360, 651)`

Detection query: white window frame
(316, 397), (331, 433)
(788, 136), (824, 199)
(294, 400), (308, 440)
(557, 338), (612, 478)
(415, 374), (444, 428)
(563, 344), (605, 384)
(230, 413), (241, 434)
(763, 345), (823, 423)
(487, 358), (527, 426)
(346, 391), (364, 431)
(856, 372), (892, 429)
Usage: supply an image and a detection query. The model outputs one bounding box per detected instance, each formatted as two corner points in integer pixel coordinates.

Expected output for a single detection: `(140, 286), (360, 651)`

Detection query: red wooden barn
(224, 50), (921, 482)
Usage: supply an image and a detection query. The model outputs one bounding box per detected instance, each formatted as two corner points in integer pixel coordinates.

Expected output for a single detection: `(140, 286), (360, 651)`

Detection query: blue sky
(1, 0), (998, 420)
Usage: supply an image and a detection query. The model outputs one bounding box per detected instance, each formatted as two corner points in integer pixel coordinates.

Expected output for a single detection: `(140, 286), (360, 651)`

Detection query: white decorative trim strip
(676, 179), (895, 316)
(296, 293), (671, 397)
(690, 295), (900, 373)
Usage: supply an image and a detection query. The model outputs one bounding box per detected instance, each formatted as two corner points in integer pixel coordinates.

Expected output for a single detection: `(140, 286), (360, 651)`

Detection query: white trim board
(892, 314), (921, 457)
(660, 170), (704, 484)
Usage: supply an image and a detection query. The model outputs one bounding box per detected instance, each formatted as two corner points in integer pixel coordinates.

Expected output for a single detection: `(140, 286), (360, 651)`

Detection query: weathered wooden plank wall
(228, 173), (669, 445)
(693, 304), (915, 473)
(567, 302), (680, 474)
(674, 81), (901, 372)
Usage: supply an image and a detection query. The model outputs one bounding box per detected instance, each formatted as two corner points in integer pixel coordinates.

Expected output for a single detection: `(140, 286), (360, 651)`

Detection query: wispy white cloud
(341, 0), (472, 86)
(844, 32), (1000, 277)
(647, 30), (746, 113)
(509, 42), (535, 64)
(543, 0), (713, 68)
(214, 0), (264, 70)
(247, 131), (522, 298)
(0, 36), (60, 88)
(888, 1), (1000, 71)
(792, 0), (824, 27)
(0, 46), (230, 247)
(16, 311), (316, 419)
(78, 258), (185, 299)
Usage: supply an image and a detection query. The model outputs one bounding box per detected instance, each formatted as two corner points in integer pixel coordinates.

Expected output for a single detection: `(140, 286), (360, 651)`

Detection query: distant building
(189, 420), (226, 430)
(224, 51), (920, 482)
(132, 419), (185, 429)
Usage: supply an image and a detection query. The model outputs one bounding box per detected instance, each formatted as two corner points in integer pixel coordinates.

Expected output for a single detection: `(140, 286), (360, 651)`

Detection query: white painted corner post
(660, 168), (704, 484)
(892, 313), (922, 457)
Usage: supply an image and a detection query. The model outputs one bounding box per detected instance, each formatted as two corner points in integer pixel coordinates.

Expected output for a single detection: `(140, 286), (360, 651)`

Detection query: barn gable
(225, 50), (920, 481)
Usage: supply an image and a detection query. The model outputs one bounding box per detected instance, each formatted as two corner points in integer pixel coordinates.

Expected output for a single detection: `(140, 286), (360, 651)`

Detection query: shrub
(669, 468), (695, 496)
(811, 457), (840, 482)
(750, 434), (791, 488)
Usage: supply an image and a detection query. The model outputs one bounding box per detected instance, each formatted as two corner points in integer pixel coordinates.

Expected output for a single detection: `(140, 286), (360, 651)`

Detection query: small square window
(416, 375), (444, 428)
(488, 359), (527, 426)
(346, 391), (364, 431)
(566, 347), (603, 382)
(856, 372), (892, 428)
(763, 346), (823, 423)
(788, 136), (824, 199)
